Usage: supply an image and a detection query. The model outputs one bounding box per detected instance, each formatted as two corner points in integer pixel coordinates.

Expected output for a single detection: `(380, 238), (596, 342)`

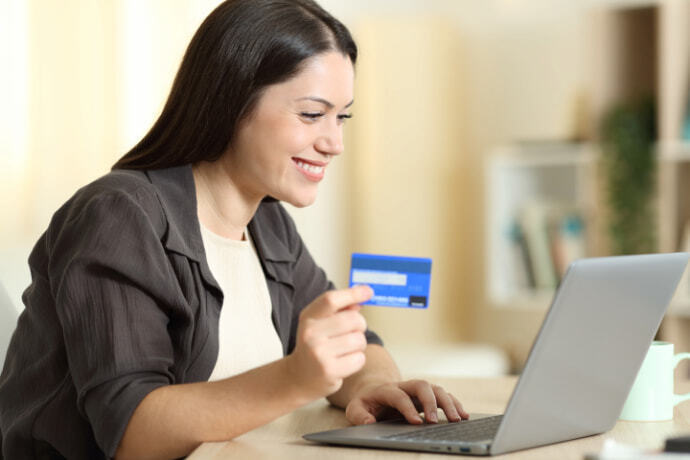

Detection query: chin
(282, 190), (318, 208)
(286, 195), (317, 208)
(273, 181), (320, 207)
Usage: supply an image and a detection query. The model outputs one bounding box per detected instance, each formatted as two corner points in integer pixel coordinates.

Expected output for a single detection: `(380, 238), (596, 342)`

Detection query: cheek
(274, 122), (313, 155)
(238, 112), (315, 168)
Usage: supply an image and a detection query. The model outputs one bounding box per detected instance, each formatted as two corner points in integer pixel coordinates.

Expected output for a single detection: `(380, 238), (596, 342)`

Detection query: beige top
(200, 224), (283, 381)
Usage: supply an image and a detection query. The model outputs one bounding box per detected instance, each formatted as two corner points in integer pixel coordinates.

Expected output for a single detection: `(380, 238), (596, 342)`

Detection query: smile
(295, 160), (324, 174)
(293, 158), (326, 181)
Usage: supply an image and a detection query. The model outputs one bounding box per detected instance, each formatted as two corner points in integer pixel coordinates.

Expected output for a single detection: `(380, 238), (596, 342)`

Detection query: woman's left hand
(344, 379), (470, 425)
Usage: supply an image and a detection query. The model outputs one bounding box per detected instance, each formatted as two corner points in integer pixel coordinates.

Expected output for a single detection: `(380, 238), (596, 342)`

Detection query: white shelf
(491, 144), (596, 167)
(657, 141), (690, 161)
(485, 143), (597, 310)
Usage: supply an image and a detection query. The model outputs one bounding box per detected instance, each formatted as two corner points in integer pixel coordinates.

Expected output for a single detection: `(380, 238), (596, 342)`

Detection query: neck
(192, 160), (262, 241)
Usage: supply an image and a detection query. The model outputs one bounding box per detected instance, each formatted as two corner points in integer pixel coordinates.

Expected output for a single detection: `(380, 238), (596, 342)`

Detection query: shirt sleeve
(48, 188), (180, 458)
(276, 204), (384, 352)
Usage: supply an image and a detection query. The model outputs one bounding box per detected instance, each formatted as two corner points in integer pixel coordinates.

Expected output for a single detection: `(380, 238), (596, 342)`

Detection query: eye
(337, 113), (353, 123)
(300, 112), (324, 121)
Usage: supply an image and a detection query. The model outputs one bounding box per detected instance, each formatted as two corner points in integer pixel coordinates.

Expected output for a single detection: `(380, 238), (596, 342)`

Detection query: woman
(0, 1), (469, 458)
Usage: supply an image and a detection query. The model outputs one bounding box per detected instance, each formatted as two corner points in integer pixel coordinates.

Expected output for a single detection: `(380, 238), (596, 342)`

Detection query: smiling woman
(0, 1), (467, 459)
(206, 51), (355, 212)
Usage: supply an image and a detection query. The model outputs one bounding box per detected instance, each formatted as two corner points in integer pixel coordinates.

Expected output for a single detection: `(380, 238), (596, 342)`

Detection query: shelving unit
(486, 141), (690, 315)
(658, 141), (690, 316)
(486, 0), (690, 315)
(485, 143), (598, 310)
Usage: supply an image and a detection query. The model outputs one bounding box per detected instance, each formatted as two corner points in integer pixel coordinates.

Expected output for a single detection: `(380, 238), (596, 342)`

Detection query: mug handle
(673, 352), (690, 406)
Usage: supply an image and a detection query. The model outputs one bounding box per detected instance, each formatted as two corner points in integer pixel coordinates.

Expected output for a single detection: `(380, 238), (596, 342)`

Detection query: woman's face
(225, 51), (355, 208)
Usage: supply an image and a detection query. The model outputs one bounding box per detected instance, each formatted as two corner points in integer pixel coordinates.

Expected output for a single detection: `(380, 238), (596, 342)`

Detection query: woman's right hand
(286, 285), (373, 399)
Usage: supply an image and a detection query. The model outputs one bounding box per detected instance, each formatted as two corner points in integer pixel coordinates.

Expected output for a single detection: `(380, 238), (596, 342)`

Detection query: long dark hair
(113, 0), (356, 170)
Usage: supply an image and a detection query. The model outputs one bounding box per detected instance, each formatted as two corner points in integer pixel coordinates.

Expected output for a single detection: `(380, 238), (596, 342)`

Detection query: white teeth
(296, 160), (324, 174)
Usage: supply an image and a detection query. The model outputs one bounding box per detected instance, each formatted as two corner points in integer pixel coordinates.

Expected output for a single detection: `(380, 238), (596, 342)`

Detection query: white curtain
(0, 0), (223, 307)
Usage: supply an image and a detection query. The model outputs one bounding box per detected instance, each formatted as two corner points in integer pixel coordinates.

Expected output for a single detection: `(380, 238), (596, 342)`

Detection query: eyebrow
(296, 96), (354, 109)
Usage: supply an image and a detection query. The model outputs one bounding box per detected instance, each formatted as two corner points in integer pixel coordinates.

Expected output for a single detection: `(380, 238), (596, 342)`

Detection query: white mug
(619, 341), (690, 421)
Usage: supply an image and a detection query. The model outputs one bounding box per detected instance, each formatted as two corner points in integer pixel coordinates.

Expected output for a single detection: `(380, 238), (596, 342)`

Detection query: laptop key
(382, 415), (503, 443)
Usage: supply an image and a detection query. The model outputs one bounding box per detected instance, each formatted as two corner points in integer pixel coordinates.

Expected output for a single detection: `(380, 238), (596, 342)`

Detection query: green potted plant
(600, 98), (657, 255)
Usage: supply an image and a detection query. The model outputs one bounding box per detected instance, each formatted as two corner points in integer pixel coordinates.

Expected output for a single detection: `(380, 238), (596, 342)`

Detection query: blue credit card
(349, 253), (432, 308)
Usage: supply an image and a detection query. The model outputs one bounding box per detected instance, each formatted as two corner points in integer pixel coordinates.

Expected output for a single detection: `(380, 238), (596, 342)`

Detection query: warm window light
(117, 0), (220, 153)
(0, 0), (28, 173)
(119, 0), (158, 153)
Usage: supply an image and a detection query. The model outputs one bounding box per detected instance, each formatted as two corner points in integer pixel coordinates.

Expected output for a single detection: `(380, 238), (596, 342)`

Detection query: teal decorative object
(683, 96), (690, 140)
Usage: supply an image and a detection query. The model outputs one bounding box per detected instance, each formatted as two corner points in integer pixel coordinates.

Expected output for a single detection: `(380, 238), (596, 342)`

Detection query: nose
(315, 118), (345, 156)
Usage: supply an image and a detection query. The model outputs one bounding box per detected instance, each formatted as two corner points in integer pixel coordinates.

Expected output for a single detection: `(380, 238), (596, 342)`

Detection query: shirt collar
(146, 165), (204, 262)
(145, 165), (295, 286)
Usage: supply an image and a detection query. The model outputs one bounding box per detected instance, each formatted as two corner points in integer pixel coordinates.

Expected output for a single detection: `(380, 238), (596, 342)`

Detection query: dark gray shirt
(0, 165), (382, 459)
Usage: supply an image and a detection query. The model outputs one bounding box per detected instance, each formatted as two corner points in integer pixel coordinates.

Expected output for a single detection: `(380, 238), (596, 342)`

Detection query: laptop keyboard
(381, 415), (503, 443)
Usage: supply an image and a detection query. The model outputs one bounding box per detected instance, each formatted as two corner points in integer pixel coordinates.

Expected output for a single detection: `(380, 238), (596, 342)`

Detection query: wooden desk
(188, 376), (690, 459)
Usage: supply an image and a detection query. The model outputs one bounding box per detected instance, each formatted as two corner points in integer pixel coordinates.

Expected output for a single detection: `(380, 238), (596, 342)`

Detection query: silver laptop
(304, 253), (689, 456)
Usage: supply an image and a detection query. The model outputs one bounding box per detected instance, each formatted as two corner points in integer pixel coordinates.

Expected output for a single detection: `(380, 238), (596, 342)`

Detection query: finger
(305, 286), (374, 319)
(379, 387), (424, 424)
(333, 350), (366, 379)
(399, 380), (438, 423)
(432, 385), (461, 422)
(345, 399), (377, 425)
(327, 331), (367, 357)
(450, 393), (470, 420)
(408, 397), (425, 413)
(316, 310), (367, 338)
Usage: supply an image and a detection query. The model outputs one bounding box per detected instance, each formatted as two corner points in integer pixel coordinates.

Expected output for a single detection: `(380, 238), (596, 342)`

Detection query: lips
(292, 157), (327, 181)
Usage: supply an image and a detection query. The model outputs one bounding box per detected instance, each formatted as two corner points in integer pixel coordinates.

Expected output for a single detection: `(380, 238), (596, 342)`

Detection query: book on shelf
(683, 96), (690, 141)
(505, 202), (586, 294)
(549, 210), (586, 281)
(520, 202), (557, 290)
(506, 221), (535, 290)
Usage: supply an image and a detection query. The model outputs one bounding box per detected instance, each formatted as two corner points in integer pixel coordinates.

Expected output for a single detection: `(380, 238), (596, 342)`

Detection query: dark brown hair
(113, 0), (356, 170)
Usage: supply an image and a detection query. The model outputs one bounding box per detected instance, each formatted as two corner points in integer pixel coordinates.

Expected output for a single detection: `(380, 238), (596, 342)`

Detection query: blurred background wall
(2, 0), (690, 375)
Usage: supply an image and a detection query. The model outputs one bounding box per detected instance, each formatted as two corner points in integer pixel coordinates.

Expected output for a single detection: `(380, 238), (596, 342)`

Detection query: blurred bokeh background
(3, 0), (690, 376)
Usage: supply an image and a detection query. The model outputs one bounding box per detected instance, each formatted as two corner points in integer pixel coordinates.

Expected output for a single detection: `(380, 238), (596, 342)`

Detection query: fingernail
(415, 415), (423, 423)
(429, 412), (438, 423)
